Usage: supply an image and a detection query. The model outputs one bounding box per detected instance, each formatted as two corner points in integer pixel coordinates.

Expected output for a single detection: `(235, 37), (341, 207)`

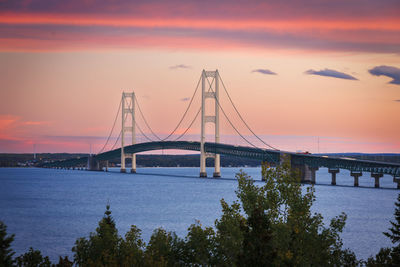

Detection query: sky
(0, 0), (400, 154)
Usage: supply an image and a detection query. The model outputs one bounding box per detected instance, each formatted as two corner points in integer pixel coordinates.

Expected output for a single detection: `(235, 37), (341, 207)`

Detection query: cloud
(369, 65), (400, 85)
(0, 15), (400, 53)
(394, 100), (400, 102)
(251, 69), (276, 75)
(181, 97), (190, 101)
(305, 68), (358, 80)
(169, 64), (191, 70)
(24, 121), (50, 126)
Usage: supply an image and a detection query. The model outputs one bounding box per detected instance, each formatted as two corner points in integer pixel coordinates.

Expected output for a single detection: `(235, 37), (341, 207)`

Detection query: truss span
(41, 141), (400, 176)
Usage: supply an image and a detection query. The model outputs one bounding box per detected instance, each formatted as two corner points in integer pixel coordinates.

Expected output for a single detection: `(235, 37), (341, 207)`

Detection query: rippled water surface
(0, 167), (398, 262)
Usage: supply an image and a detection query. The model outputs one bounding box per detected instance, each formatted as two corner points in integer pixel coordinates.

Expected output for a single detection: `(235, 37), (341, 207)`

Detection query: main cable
(207, 77), (278, 163)
(218, 73), (279, 151)
(205, 77), (257, 148)
(173, 76), (214, 141)
(133, 74), (202, 141)
(97, 98), (122, 154)
(160, 74), (202, 141)
(134, 96), (162, 141)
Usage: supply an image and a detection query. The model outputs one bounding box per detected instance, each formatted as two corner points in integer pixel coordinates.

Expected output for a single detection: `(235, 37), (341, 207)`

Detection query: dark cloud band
(305, 69), (358, 80)
(369, 65), (400, 85)
(251, 69), (276, 75)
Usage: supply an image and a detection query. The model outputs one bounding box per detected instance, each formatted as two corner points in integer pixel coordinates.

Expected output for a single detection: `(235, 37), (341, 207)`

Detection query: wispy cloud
(251, 69), (276, 75)
(394, 99), (400, 102)
(180, 97), (190, 102)
(305, 68), (358, 80)
(24, 121), (50, 126)
(369, 65), (400, 85)
(169, 64), (191, 70)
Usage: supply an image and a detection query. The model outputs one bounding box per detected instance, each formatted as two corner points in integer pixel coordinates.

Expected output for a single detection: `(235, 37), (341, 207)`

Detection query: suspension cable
(135, 120), (155, 142)
(110, 130), (121, 151)
(97, 98), (122, 154)
(173, 76), (214, 141)
(205, 78), (258, 148)
(160, 74), (202, 141)
(173, 107), (201, 141)
(133, 74), (202, 142)
(207, 78), (278, 163)
(218, 73), (279, 150)
(134, 96), (162, 141)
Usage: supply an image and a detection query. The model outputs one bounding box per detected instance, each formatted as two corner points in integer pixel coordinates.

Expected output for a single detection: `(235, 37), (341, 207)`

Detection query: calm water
(0, 167), (398, 262)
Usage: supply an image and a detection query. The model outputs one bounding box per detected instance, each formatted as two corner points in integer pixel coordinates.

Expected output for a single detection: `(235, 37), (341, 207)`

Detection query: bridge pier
(310, 167), (319, 184)
(328, 168), (340, 185)
(350, 171), (362, 187)
(290, 163), (311, 183)
(87, 155), (105, 171)
(131, 154), (136, 173)
(371, 173), (383, 188)
(393, 176), (400, 189)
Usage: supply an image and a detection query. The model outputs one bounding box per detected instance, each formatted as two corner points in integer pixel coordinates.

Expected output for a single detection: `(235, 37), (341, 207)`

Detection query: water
(0, 167), (398, 262)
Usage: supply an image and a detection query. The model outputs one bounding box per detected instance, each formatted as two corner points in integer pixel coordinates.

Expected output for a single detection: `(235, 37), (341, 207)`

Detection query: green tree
(0, 221), (15, 267)
(368, 193), (400, 266)
(184, 221), (216, 266)
(72, 204), (121, 266)
(55, 256), (73, 267)
(118, 225), (145, 266)
(212, 163), (359, 266)
(15, 247), (52, 267)
(385, 194), (400, 244)
(144, 228), (185, 267)
(385, 193), (400, 265)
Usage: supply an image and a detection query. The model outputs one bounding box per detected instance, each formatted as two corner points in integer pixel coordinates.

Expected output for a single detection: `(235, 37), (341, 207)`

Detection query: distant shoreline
(1, 152), (400, 168)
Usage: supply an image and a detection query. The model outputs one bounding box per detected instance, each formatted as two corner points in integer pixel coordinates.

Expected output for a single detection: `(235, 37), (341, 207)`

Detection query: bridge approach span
(43, 141), (400, 177)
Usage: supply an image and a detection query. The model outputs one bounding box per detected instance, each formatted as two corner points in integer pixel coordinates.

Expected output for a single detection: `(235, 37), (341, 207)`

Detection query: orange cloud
(0, 12), (399, 53)
(1, 12), (399, 31)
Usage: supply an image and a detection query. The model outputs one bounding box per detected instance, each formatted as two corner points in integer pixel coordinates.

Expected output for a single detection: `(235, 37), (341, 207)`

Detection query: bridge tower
(200, 70), (221, 178)
(120, 92), (136, 173)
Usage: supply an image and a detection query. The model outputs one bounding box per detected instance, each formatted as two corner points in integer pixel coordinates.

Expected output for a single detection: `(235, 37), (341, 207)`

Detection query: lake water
(0, 167), (399, 262)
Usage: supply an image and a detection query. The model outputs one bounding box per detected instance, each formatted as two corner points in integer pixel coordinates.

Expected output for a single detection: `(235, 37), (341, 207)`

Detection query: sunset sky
(0, 0), (399, 154)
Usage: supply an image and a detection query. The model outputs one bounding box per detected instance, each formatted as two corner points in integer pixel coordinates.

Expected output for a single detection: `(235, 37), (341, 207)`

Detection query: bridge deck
(41, 141), (400, 176)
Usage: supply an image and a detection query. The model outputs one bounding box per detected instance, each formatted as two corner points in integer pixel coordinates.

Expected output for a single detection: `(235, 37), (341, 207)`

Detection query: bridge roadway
(42, 141), (400, 179)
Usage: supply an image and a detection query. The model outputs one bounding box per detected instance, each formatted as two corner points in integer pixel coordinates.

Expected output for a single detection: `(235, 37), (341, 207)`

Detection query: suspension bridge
(42, 70), (400, 188)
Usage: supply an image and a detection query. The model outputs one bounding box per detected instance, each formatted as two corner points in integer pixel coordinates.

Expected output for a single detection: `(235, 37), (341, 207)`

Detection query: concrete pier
(328, 168), (340, 185)
(371, 173), (383, 188)
(213, 171), (221, 178)
(310, 167), (319, 184)
(350, 171), (362, 187)
(393, 176), (400, 189)
(291, 164), (312, 183)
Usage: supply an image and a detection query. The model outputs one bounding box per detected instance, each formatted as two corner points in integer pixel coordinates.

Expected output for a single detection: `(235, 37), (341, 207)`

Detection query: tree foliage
(0, 221), (15, 267)
(15, 247), (52, 267)
(367, 193), (400, 266)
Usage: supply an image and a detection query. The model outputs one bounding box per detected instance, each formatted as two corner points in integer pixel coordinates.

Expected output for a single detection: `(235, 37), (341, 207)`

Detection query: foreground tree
(15, 247), (52, 267)
(367, 194), (400, 266)
(0, 221), (15, 267)
(212, 163), (359, 266)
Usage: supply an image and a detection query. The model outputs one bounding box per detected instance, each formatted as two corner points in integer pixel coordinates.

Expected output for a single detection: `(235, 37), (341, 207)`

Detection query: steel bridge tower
(200, 70), (221, 177)
(120, 92), (136, 173)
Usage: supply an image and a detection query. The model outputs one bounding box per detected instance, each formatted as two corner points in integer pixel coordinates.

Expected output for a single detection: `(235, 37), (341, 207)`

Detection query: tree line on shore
(1, 163), (400, 266)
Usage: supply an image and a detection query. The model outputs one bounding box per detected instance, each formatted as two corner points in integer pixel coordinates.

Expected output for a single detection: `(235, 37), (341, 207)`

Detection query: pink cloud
(0, 10), (399, 53)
